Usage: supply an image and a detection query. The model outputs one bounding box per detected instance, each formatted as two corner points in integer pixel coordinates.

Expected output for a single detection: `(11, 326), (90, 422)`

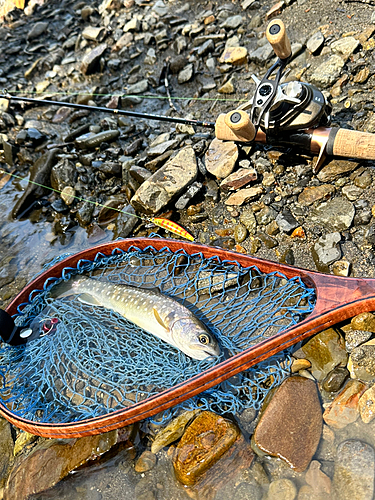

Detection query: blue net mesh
(0, 243), (316, 424)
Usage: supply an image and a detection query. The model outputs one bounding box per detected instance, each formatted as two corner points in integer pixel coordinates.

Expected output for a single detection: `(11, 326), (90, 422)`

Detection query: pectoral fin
(77, 293), (102, 306)
(153, 307), (168, 331)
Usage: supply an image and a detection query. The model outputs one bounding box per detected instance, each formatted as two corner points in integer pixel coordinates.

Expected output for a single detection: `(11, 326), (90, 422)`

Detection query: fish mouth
(203, 350), (220, 359)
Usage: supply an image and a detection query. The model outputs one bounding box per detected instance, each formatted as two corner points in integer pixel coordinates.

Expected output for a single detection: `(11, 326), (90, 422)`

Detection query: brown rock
(0, 419), (13, 488)
(351, 312), (375, 332)
(253, 376), (322, 472)
(297, 184), (335, 206)
(80, 43), (107, 75)
(359, 384), (375, 423)
(348, 338), (375, 381)
(173, 411), (240, 485)
(205, 138), (238, 179)
(134, 450), (157, 473)
(225, 186), (264, 206)
(220, 168), (257, 191)
(4, 431), (117, 500)
(291, 358), (311, 373)
(219, 46), (248, 65)
(151, 410), (200, 454)
(317, 159), (360, 183)
(323, 379), (366, 429)
(305, 460), (331, 495)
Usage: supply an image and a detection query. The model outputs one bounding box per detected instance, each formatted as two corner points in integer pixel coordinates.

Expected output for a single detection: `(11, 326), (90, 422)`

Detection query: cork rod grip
(329, 128), (375, 160)
(215, 110), (256, 142)
(266, 19), (292, 60)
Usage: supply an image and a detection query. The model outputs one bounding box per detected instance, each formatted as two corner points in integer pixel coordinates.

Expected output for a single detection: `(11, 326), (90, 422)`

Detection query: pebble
(220, 167), (257, 191)
(298, 184), (335, 206)
(312, 232), (341, 271)
(218, 77), (235, 94)
(205, 138), (238, 178)
(351, 312), (375, 332)
(178, 63), (194, 84)
(333, 440), (375, 500)
(267, 478), (297, 500)
(345, 328), (372, 352)
(291, 358), (311, 373)
(151, 410), (200, 454)
(219, 46), (248, 65)
(332, 259), (350, 277)
(60, 186), (75, 206)
(317, 159), (360, 182)
(305, 460), (332, 496)
(323, 379), (366, 428)
(253, 376), (322, 472)
(331, 36), (360, 61)
(240, 207), (257, 234)
(309, 197), (355, 232)
(307, 30), (325, 54)
(321, 366), (349, 393)
(275, 210), (299, 234)
(134, 451), (157, 473)
(309, 54), (346, 88)
(358, 384), (375, 423)
(348, 339), (375, 381)
(175, 181), (202, 210)
(234, 223), (248, 243)
(127, 79), (148, 94)
(80, 43), (107, 75)
(27, 21), (48, 41)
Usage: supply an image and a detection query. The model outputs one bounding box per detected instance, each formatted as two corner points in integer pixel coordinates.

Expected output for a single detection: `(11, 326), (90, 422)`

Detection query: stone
(333, 440), (375, 500)
(309, 197), (355, 232)
(234, 223), (248, 243)
(134, 451), (157, 473)
(297, 184), (335, 206)
(351, 312), (375, 332)
(0, 419), (13, 488)
(354, 67), (370, 83)
(348, 339), (375, 381)
(256, 206), (277, 226)
(345, 329), (372, 352)
(342, 184), (363, 201)
(178, 64), (194, 84)
(291, 358), (311, 373)
(275, 210), (299, 233)
(305, 460), (332, 496)
(172, 410), (240, 485)
(27, 21), (48, 40)
(312, 232), (341, 270)
(359, 385), (375, 423)
(249, 44), (274, 64)
(60, 186), (75, 206)
(219, 46), (248, 65)
(257, 230), (278, 248)
(147, 139), (178, 157)
(323, 379), (366, 428)
(294, 328), (347, 382)
(115, 204), (138, 238)
(309, 55), (346, 88)
(221, 15), (243, 29)
(331, 36), (360, 61)
(151, 410), (200, 454)
(332, 260), (350, 277)
(123, 17), (140, 32)
(218, 77), (235, 94)
(317, 159), (360, 182)
(240, 207), (257, 234)
(321, 367), (349, 393)
(152, 0), (168, 16)
(225, 186), (263, 206)
(175, 181), (203, 210)
(3, 431), (117, 500)
(82, 26), (106, 42)
(131, 147), (197, 215)
(253, 376), (322, 472)
(205, 138), (238, 178)
(13, 432), (38, 457)
(267, 479), (297, 500)
(127, 79), (148, 94)
(80, 43), (107, 75)
(307, 31), (325, 54)
(220, 168), (257, 190)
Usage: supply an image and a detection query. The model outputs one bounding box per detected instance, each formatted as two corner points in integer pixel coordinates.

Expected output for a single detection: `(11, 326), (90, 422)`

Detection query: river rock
(312, 232), (341, 271)
(134, 451), (157, 473)
(345, 329), (372, 352)
(275, 210), (299, 234)
(13, 432), (38, 457)
(225, 186), (263, 206)
(305, 460), (331, 496)
(147, 139), (178, 158)
(221, 14), (243, 29)
(178, 64), (194, 84)
(80, 43), (107, 75)
(3, 431), (117, 500)
(321, 367), (349, 393)
(151, 410), (200, 453)
(307, 31), (325, 54)
(309, 197), (355, 232)
(297, 184), (335, 206)
(294, 328), (347, 382)
(309, 54), (346, 87)
(172, 410), (240, 485)
(323, 379), (366, 428)
(175, 181), (202, 210)
(27, 21), (48, 40)
(115, 204), (138, 238)
(358, 384), (375, 423)
(348, 339), (375, 381)
(249, 44), (274, 64)
(351, 312), (375, 332)
(219, 46), (248, 65)
(331, 36), (360, 61)
(205, 138), (238, 178)
(333, 440), (375, 500)
(267, 478), (297, 500)
(220, 167), (257, 191)
(0, 419), (13, 488)
(317, 159), (360, 182)
(240, 207), (257, 234)
(332, 259), (350, 276)
(253, 376), (322, 472)
(131, 147), (197, 214)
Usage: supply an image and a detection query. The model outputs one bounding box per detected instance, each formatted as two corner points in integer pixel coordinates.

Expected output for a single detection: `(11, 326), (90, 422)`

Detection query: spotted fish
(53, 276), (220, 360)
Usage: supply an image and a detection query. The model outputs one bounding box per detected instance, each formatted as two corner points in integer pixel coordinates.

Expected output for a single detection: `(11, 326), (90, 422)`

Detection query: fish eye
(198, 334), (210, 345)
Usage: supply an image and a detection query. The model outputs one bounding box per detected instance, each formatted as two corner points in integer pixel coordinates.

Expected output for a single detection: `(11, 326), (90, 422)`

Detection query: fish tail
(48, 275), (86, 299)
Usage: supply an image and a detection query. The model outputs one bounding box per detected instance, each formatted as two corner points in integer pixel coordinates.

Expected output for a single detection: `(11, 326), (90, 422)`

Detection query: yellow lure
(150, 217), (195, 242)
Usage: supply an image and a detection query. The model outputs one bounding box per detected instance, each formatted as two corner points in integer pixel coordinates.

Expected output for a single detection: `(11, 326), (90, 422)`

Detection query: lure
(149, 217), (195, 242)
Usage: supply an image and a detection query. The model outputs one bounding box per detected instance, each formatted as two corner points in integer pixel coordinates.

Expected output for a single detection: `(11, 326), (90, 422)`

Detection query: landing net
(0, 243), (316, 424)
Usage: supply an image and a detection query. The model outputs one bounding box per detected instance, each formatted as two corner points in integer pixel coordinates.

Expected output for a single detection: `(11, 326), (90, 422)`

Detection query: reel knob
(266, 19), (292, 60)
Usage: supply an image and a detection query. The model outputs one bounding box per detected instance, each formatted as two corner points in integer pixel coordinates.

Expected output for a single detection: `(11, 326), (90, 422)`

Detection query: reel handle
(266, 19), (292, 60)
(215, 110), (256, 142)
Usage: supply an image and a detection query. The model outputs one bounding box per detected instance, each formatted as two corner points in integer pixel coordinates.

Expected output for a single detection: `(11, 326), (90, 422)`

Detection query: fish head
(171, 318), (220, 360)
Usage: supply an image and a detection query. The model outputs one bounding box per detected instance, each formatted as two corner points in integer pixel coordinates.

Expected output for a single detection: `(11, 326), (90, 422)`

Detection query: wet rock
(333, 440), (375, 500)
(147, 139), (178, 158)
(97, 196), (128, 225)
(13, 432), (38, 457)
(0, 419), (13, 488)
(135, 451), (157, 473)
(257, 230), (278, 249)
(323, 379), (366, 429)
(297, 184), (334, 206)
(131, 147), (197, 215)
(267, 478), (297, 500)
(27, 21), (48, 41)
(358, 385), (375, 423)
(205, 138), (238, 178)
(178, 64), (194, 84)
(205, 179), (219, 203)
(275, 210), (299, 234)
(309, 197), (355, 232)
(225, 186), (263, 206)
(345, 329), (372, 352)
(12, 149), (59, 219)
(351, 312), (375, 332)
(4, 431), (117, 500)
(127, 79), (149, 94)
(253, 376), (322, 472)
(51, 158), (76, 191)
(305, 460), (332, 496)
(348, 339), (375, 381)
(76, 200), (95, 226)
(309, 55), (346, 87)
(291, 358), (311, 373)
(307, 31), (325, 54)
(332, 259), (351, 277)
(331, 36), (360, 61)
(321, 367), (349, 393)
(220, 168), (257, 191)
(317, 159), (360, 182)
(129, 165), (152, 184)
(76, 130), (120, 149)
(80, 43), (107, 75)
(240, 207), (257, 234)
(312, 232), (341, 271)
(175, 181), (202, 210)
(173, 410), (240, 485)
(151, 410), (200, 454)
(219, 46), (248, 65)
(294, 328), (347, 382)
(115, 204), (138, 238)
(60, 186), (75, 206)
(234, 223), (248, 243)
(342, 184), (362, 201)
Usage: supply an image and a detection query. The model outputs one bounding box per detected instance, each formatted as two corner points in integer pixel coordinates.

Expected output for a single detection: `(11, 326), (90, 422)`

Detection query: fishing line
(0, 168), (195, 241)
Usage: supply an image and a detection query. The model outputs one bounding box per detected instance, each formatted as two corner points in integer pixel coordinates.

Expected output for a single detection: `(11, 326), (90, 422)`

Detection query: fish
(52, 276), (220, 360)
